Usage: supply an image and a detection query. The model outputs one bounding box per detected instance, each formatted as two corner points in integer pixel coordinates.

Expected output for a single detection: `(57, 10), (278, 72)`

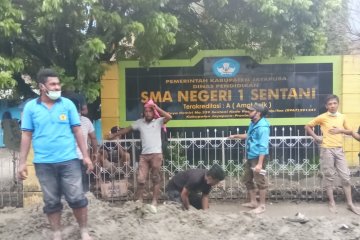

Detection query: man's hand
(229, 133), (247, 140)
(145, 101), (157, 109)
(254, 164), (262, 173)
(352, 131), (360, 142)
(83, 156), (94, 174)
(180, 187), (190, 210)
(315, 136), (323, 144)
(18, 163), (28, 180)
(329, 127), (342, 135)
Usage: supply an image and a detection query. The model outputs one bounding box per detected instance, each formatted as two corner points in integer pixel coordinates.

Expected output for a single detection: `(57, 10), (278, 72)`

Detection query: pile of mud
(1, 195), (360, 240)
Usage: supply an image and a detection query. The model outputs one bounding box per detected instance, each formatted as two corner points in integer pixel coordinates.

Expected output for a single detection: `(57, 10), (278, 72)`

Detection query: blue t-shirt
(246, 117), (270, 160)
(21, 97), (80, 163)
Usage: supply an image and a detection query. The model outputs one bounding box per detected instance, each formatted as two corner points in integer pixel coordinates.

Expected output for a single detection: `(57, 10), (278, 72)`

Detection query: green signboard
(119, 50), (341, 127)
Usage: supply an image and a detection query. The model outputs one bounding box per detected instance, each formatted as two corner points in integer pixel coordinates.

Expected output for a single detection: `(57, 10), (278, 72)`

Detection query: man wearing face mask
(305, 94), (360, 215)
(18, 68), (94, 240)
(229, 103), (270, 214)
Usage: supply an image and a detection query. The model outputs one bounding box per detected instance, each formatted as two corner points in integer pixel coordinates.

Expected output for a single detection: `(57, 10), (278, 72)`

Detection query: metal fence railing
(0, 149), (22, 208)
(90, 128), (360, 202)
(2, 127), (360, 207)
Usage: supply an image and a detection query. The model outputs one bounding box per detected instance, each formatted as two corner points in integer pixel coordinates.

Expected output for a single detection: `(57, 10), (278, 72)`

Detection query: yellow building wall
(342, 55), (360, 166)
(23, 147), (43, 207)
(100, 64), (120, 138)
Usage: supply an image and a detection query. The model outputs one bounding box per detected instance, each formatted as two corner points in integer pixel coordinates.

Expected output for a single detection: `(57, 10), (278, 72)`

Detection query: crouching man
(165, 165), (225, 210)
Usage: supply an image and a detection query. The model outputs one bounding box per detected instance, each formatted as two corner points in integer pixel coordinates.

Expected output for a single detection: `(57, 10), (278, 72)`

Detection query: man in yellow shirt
(305, 94), (359, 215)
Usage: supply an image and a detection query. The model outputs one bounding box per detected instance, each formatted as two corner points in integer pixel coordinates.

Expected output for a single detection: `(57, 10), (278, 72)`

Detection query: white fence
(0, 149), (22, 208)
(90, 128), (360, 202)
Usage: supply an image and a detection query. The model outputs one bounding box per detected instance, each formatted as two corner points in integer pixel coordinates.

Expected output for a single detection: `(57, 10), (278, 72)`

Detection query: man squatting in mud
(165, 164), (225, 210)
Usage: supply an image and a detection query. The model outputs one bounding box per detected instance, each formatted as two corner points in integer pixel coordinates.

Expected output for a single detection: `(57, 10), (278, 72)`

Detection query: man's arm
(18, 131), (32, 180)
(351, 126), (360, 141)
(146, 101), (172, 123)
(201, 194), (209, 210)
(328, 117), (354, 135)
(254, 127), (270, 173)
(254, 154), (266, 173)
(352, 131), (360, 141)
(228, 133), (247, 140)
(304, 125), (322, 144)
(180, 187), (190, 210)
(154, 105), (172, 123)
(328, 127), (353, 135)
(88, 131), (98, 158)
(107, 126), (132, 140)
(73, 126), (93, 173)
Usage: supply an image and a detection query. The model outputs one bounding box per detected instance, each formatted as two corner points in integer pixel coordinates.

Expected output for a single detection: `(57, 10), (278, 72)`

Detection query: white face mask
(46, 90), (61, 100)
(42, 84), (61, 100)
(328, 111), (339, 117)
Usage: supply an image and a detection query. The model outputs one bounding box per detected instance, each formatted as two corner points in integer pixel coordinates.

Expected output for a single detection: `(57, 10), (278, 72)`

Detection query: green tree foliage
(0, 0), (23, 89)
(0, 0), (344, 104)
(165, 0), (343, 59)
(346, 0), (360, 53)
(324, 0), (351, 55)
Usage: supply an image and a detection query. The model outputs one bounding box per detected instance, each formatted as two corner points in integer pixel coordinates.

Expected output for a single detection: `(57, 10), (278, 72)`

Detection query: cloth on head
(144, 99), (167, 132)
(144, 99), (161, 118)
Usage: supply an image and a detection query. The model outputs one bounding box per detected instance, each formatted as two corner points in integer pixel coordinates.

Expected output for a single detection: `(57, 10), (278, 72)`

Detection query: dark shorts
(81, 160), (90, 193)
(35, 159), (88, 214)
(242, 158), (268, 190)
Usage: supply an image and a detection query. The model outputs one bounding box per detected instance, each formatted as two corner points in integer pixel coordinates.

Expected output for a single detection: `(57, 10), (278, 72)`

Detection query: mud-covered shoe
(248, 205), (266, 214)
(145, 204), (157, 214)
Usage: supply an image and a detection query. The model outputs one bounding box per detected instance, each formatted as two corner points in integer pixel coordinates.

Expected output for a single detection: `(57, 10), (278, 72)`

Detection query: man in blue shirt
(18, 69), (94, 240)
(229, 104), (270, 214)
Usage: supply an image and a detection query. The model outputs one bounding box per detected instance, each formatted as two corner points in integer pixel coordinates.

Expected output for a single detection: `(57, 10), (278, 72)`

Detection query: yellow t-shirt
(307, 112), (351, 148)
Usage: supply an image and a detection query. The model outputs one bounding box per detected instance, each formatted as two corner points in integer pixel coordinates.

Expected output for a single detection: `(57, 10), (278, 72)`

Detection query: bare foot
(328, 203), (337, 213)
(53, 231), (62, 240)
(81, 229), (92, 240)
(248, 205), (266, 214)
(348, 205), (360, 215)
(241, 202), (258, 209)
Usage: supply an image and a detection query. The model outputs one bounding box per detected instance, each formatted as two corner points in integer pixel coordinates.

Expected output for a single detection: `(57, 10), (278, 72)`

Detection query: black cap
(246, 104), (264, 112)
(246, 104), (268, 116)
